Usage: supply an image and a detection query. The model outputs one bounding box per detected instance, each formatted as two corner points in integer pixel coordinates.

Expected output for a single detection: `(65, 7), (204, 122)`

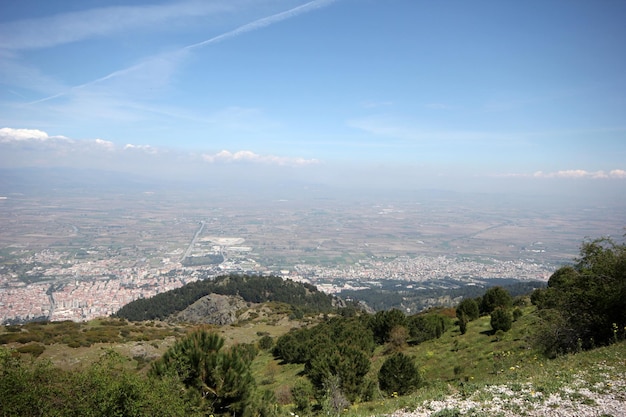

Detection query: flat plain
(1, 185), (625, 322)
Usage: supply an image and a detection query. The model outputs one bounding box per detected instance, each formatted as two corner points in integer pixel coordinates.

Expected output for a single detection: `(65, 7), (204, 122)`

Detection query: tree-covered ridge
(115, 274), (336, 321)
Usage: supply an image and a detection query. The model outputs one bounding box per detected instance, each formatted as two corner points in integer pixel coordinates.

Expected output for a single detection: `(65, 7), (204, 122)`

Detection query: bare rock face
(168, 294), (249, 325)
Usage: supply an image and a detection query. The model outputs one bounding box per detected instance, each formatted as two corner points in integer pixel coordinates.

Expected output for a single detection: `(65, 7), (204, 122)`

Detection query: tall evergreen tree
(150, 330), (256, 416)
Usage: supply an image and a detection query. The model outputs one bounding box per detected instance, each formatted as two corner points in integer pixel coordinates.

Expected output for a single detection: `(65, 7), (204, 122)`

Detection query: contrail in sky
(185, 0), (337, 50)
(26, 0), (338, 106)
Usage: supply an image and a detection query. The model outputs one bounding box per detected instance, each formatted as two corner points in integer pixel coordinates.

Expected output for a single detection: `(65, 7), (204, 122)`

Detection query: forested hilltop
(1, 236), (625, 416)
(114, 274), (337, 322)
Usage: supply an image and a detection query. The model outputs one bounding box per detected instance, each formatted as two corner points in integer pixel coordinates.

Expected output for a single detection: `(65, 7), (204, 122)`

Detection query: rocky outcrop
(168, 293), (249, 325)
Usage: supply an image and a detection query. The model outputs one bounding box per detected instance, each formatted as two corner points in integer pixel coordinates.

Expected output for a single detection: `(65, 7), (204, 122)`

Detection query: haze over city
(1, 0), (625, 199)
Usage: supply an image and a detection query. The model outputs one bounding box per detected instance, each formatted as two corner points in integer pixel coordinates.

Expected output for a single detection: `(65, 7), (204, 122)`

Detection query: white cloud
(0, 127), (129, 155)
(1, 127), (320, 168)
(609, 169), (626, 179)
(123, 144), (158, 154)
(201, 150), (319, 166)
(0, 127), (48, 141)
(530, 170), (626, 179)
(94, 138), (115, 150)
(0, 127), (69, 142)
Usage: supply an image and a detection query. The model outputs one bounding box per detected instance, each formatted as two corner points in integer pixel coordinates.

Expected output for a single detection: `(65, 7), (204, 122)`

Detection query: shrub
(533, 237), (626, 354)
(16, 343), (45, 357)
(456, 298), (479, 321)
(378, 352), (421, 396)
(480, 287), (513, 314)
(408, 313), (448, 344)
(370, 309), (406, 344)
(490, 308), (513, 333)
(386, 325), (409, 353)
(291, 378), (314, 413)
(258, 335), (274, 350)
(458, 313), (468, 335)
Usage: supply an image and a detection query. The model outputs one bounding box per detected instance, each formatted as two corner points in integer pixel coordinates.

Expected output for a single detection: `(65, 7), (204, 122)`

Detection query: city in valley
(1, 183), (624, 323)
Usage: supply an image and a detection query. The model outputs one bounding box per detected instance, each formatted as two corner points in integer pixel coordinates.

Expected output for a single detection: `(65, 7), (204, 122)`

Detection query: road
(180, 221), (205, 263)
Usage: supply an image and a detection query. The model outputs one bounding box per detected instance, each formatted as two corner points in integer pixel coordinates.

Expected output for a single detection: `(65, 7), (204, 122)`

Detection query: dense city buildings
(2, 191), (623, 323)
(1, 247), (553, 322)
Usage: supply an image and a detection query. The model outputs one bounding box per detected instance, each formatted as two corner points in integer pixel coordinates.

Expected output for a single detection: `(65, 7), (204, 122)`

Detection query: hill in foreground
(2, 236), (625, 416)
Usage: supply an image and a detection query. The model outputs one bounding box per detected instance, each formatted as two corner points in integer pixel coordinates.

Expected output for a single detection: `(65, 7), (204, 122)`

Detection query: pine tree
(151, 330), (256, 416)
(378, 352), (421, 396)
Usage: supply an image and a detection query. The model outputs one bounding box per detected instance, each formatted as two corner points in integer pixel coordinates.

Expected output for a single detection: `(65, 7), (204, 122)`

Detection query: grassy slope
(337, 307), (626, 416)
(245, 306), (626, 416)
(3, 305), (625, 416)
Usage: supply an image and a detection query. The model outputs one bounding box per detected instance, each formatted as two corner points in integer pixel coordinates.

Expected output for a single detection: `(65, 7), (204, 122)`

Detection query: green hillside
(1, 236), (625, 416)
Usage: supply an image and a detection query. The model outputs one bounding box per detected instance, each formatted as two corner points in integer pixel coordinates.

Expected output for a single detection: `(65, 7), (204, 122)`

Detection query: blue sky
(1, 0), (626, 196)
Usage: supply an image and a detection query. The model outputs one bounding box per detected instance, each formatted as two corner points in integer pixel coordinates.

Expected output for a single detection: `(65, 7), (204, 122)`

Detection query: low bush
(16, 343), (45, 357)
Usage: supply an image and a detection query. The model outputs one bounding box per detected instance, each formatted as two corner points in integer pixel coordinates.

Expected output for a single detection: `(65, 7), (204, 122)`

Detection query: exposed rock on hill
(168, 294), (249, 325)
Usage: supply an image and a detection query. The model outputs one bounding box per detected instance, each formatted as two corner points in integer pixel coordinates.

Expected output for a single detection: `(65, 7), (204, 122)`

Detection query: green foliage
(457, 312), (468, 335)
(456, 298), (479, 321)
(273, 311), (450, 403)
(274, 316), (374, 365)
(490, 308), (513, 333)
(480, 286), (513, 315)
(258, 335), (274, 350)
(291, 378), (315, 414)
(532, 237), (626, 354)
(306, 343), (370, 402)
(151, 330), (256, 415)
(150, 330), (256, 416)
(0, 347), (201, 416)
(273, 331), (308, 364)
(115, 274), (336, 321)
(378, 352), (422, 396)
(245, 389), (280, 417)
(386, 325), (409, 352)
(0, 318), (174, 348)
(273, 316), (374, 403)
(16, 343), (45, 357)
(407, 312), (449, 344)
(370, 309), (406, 344)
